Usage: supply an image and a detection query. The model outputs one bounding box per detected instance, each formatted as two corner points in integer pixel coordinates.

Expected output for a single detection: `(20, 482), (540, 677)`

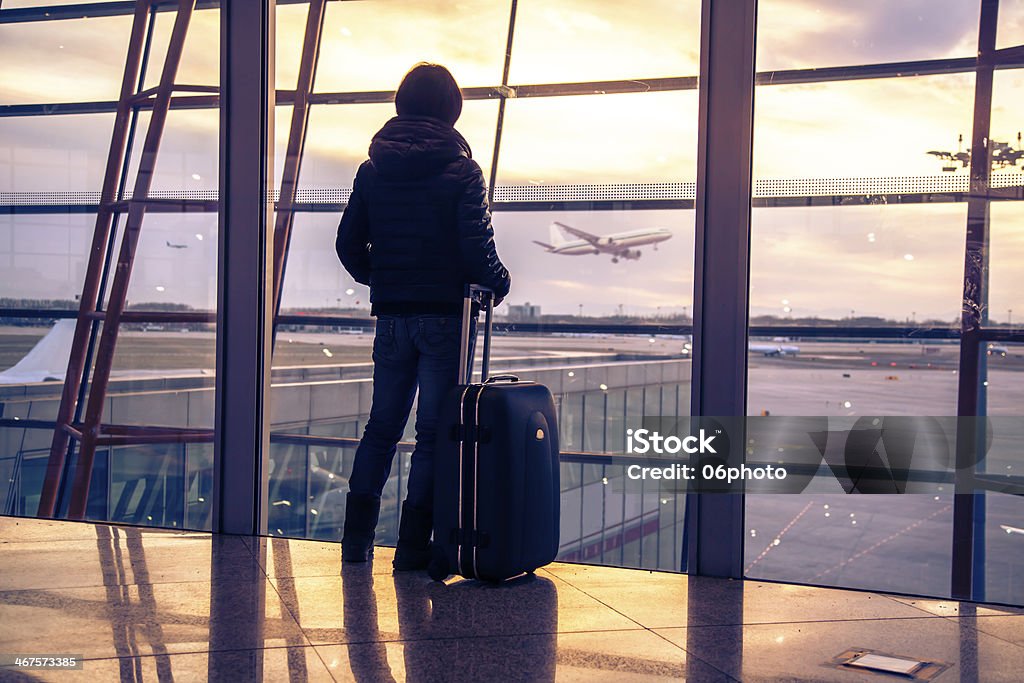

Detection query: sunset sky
(0, 0), (1022, 319)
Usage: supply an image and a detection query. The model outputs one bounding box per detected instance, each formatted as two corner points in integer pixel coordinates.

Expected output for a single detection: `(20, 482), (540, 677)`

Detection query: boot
(341, 492), (380, 563)
(392, 501), (433, 571)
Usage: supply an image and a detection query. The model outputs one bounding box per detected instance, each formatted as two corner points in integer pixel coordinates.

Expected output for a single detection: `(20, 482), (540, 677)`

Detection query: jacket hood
(368, 115), (472, 179)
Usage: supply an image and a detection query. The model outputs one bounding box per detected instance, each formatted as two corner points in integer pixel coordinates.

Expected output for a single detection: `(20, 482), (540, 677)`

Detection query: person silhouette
(336, 63), (511, 570)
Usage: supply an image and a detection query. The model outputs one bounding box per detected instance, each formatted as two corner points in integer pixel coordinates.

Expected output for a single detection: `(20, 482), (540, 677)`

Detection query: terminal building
(1, 0), (1023, 680)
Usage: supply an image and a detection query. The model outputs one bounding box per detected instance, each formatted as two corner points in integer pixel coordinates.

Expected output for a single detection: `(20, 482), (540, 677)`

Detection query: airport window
(1, 1), (222, 528)
(0, 0), (1021, 603)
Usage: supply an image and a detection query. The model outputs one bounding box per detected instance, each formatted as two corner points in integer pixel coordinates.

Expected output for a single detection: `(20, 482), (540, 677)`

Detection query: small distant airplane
(928, 133), (1024, 171)
(532, 222), (673, 263)
(749, 339), (800, 357)
(680, 336), (800, 357)
(166, 241), (188, 249)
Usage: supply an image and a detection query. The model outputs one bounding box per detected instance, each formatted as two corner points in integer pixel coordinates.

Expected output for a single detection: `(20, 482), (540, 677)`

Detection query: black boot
(392, 502), (433, 571)
(341, 492), (380, 563)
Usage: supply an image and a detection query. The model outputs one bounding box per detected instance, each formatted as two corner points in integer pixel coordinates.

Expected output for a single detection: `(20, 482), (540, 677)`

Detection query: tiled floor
(1, 516), (1022, 681)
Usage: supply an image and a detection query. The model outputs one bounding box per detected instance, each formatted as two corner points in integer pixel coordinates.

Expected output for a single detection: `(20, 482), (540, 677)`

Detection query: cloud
(757, 0), (980, 70)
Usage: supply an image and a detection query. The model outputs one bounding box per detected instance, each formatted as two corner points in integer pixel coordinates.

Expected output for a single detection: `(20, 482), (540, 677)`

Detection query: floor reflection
(3, 517), (1024, 681)
(338, 566), (559, 682)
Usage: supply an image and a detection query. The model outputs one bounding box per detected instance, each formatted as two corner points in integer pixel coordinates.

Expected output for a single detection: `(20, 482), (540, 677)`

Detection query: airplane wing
(532, 240), (555, 251)
(553, 221), (600, 244)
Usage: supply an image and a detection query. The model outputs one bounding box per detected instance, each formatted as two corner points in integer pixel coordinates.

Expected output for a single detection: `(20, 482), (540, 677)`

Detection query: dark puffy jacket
(335, 115), (511, 314)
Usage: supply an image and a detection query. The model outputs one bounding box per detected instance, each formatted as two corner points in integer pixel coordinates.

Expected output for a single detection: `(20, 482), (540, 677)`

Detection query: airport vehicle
(988, 344), (1009, 357)
(533, 221), (673, 263)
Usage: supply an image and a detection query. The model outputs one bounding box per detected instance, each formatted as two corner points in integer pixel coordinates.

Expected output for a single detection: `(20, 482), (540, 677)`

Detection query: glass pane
(983, 342), (1024, 416)
(143, 7), (219, 91)
(757, 0), (980, 71)
(997, 0), (1024, 48)
(497, 91), (699, 184)
(108, 444), (186, 528)
(278, 214), (369, 315)
(299, 100), (499, 191)
(982, 491), (1024, 605)
(989, 202), (1024, 331)
(120, 213), (218, 312)
(0, 15), (134, 104)
(491, 209), (694, 317)
(0, 114), (114, 193)
(0, 5), (220, 531)
(754, 75), (975, 179)
(749, 204), (966, 325)
(0, 213), (93, 303)
(508, 0), (701, 84)
(125, 109), (219, 193)
(267, 0), (700, 575)
(315, 0), (511, 92)
(746, 68), (975, 595)
(746, 493), (954, 596)
(0, 427), (50, 517)
(276, 2), (309, 90)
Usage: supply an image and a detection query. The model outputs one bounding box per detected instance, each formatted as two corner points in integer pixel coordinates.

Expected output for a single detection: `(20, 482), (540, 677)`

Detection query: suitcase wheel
(428, 547), (450, 582)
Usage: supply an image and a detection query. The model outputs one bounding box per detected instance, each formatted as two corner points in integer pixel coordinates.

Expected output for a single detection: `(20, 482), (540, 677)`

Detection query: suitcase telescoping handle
(459, 285), (494, 384)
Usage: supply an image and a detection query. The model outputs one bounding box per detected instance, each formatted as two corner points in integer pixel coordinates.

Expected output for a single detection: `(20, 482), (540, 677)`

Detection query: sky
(0, 0), (1023, 319)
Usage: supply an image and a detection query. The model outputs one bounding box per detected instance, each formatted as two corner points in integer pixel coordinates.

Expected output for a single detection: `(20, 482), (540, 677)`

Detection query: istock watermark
(626, 428), (718, 455)
(625, 462), (788, 483)
(609, 416), (1008, 495)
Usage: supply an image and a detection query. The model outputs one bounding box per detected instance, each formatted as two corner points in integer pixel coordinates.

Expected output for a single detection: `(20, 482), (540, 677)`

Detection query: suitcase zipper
(456, 384), (471, 577)
(472, 385), (485, 580)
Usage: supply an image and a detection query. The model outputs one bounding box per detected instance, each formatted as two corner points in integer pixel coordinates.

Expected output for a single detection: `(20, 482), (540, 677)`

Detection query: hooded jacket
(335, 115), (511, 315)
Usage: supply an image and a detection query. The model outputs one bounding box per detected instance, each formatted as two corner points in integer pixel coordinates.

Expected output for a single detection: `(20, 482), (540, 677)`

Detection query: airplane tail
(532, 240), (555, 251)
(549, 222), (571, 246)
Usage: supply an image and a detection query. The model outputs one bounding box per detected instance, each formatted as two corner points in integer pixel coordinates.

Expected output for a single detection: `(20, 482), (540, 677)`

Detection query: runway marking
(745, 500), (816, 574)
(808, 503), (953, 582)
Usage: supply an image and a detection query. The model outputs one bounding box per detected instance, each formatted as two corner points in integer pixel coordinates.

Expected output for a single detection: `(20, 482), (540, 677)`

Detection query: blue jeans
(348, 314), (473, 510)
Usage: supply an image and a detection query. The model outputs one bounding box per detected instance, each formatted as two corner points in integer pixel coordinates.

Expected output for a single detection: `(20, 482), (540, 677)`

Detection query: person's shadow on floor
(341, 563), (397, 682)
(393, 571), (558, 682)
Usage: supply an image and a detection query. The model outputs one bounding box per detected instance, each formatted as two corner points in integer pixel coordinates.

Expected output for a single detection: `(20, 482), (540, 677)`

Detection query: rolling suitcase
(428, 286), (560, 582)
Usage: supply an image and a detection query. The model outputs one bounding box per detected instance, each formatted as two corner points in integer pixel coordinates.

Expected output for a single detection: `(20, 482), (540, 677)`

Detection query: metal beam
(952, 0), (999, 602)
(13, 49), (1024, 119)
(486, 0), (519, 201)
(0, 0), (312, 23)
(685, 0), (757, 579)
(214, 0), (275, 536)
